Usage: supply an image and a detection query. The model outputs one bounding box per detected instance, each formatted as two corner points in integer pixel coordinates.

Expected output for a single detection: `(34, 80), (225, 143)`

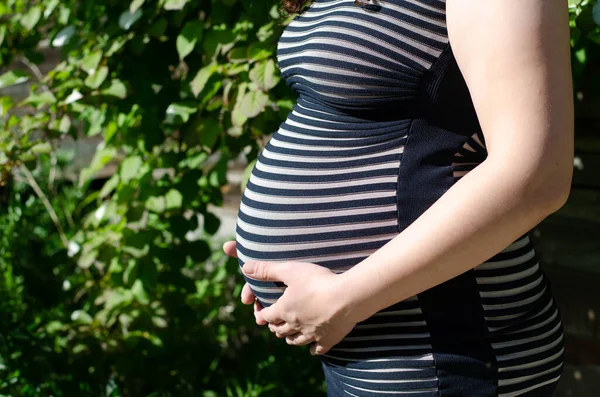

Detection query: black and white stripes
(235, 0), (564, 395)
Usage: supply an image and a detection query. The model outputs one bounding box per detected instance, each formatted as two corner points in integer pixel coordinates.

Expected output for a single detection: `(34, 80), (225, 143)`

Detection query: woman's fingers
(240, 282), (255, 305)
(269, 321), (295, 336)
(286, 333), (314, 346)
(309, 343), (327, 356)
(254, 299), (268, 326)
(222, 241), (237, 258)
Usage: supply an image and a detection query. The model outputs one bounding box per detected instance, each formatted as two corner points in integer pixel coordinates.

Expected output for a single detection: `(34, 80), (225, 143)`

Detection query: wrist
(335, 266), (378, 324)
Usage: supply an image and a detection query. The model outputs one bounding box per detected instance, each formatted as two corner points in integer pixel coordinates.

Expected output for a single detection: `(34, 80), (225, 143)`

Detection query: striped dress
(234, 0), (565, 395)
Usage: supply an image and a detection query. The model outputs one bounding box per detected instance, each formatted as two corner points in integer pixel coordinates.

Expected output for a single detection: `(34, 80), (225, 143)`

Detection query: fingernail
(243, 261), (256, 275)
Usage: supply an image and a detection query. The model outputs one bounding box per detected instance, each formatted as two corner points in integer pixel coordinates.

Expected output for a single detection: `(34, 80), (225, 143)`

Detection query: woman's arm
(336, 0), (574, 326)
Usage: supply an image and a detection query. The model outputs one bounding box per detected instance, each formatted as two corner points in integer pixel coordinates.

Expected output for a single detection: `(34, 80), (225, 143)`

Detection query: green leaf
(575, 47), (586, 64)
(130, 0), (145, 13)
(145, 195), (166, 213)
(20, 6), (42, 30)
(0, 96), (13, 116)
(249, 59), (280, 91)
(23, 91), (56, 108)
(125, 331), (163, 347)
(148, 18), (167, 36)
(105, 120), (118, 144)
(52, 25), (75, 47)
(120, 155), (143, 182)
(185, 117), (221, 148)
(152, 316), (168, 328)
(45, 320), (63, 334)
(203, 29), (236, 58)
(176, 20), (204, 60)
(131, 280), (150, 304)
(123, 260), (139, 284)
(576, 5), (597, 33)
(203, 212), (220, 235)
(165, 102), (197, 124)
(100, 80), (127, 98)
(99, 174), (120, 198)
(232, 89), (268, 126)
(0, 70), (29, 89)
(64, 89), (83, 105)
(119, 9), (143, 30)
(165, 189), (183, 210)
(228, 47), (248, 63)
(30, 142), (52, 154)
(190, 63), (218, 97)
(80, 50), (103, 74)
(84, 66), (109, 89)
(71, 310), (93, 325)
(164, 0), (190, 10)
(43, 0), (60, 18)
(231, 83), (248, 127)
(248, 42), (273, 62)
(79, 146), (118, 187)
(594, 1), (600, 26)
(48, 115), (71, 134)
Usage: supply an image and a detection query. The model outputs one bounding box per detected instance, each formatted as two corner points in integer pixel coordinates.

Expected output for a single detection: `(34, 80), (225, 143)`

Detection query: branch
(19, 166), (69, 249)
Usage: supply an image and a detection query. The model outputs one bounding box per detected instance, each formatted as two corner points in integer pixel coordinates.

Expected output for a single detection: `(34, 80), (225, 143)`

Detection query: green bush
(0, 0), (323, 395)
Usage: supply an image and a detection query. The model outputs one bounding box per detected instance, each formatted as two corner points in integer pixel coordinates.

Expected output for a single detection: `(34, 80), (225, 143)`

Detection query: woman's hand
(241, 260), (359, 356)
(222, 241), (267, 326)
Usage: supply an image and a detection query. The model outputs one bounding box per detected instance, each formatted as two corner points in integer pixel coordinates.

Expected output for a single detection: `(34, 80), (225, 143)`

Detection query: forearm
(339, 157), (570, 324)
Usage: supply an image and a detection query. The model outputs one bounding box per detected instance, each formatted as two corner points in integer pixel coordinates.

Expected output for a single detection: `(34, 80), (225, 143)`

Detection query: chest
(275, 0), (449, 110)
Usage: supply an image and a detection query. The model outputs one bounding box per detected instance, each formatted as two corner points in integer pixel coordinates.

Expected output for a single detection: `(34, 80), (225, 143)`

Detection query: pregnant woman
(223, 0), (573, 395)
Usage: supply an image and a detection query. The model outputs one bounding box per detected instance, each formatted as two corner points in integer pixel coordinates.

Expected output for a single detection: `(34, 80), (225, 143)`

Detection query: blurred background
(0, 0), (598, 396)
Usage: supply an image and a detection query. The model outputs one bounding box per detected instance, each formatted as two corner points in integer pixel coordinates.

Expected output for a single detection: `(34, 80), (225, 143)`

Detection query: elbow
(488, 153), (573, 216)
(526, 161), (573, 215)
(532, 176), (572, 214)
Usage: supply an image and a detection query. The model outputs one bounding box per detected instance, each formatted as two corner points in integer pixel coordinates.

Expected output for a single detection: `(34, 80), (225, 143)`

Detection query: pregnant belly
(235, 106), (410, 307)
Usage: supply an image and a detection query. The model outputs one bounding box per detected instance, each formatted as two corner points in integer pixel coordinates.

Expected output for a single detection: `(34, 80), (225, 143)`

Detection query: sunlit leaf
(249, 59), (280, 91)
(43, 0), (60, 18)
(79, 146), (118, 187)
(80, 50), (103, 74)
(130, 0), (145, 13)
(99, 174), (120, 198)
(164, 0), (190, 10)
(177, 20), (204, 60)
(100, 80), (127, 98)
(23, 91), (56, 108)
(0, 70), (29, 89)
(120, 155), (143, 182)
(71, 310), (93, 324)
(20, 6), (42, 30)
(64, 89), (83, 104)
(30, 142), (52, 154)
(165, 102), (197, 124)
(248, 42), (273, 62)
(130, 279), (149, 304)
(165, 189), (183, 210)
(119, 9), (143, 30)
(84, 66), (109, 89)
(146, 195), (166, 213)
(593, 1), (600, 26)
(52, 25), (76, 47)
(190, 62), (217, 97)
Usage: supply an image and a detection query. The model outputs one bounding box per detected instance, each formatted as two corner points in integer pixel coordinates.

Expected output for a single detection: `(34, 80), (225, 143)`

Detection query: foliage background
(0, 0), (599, 396)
